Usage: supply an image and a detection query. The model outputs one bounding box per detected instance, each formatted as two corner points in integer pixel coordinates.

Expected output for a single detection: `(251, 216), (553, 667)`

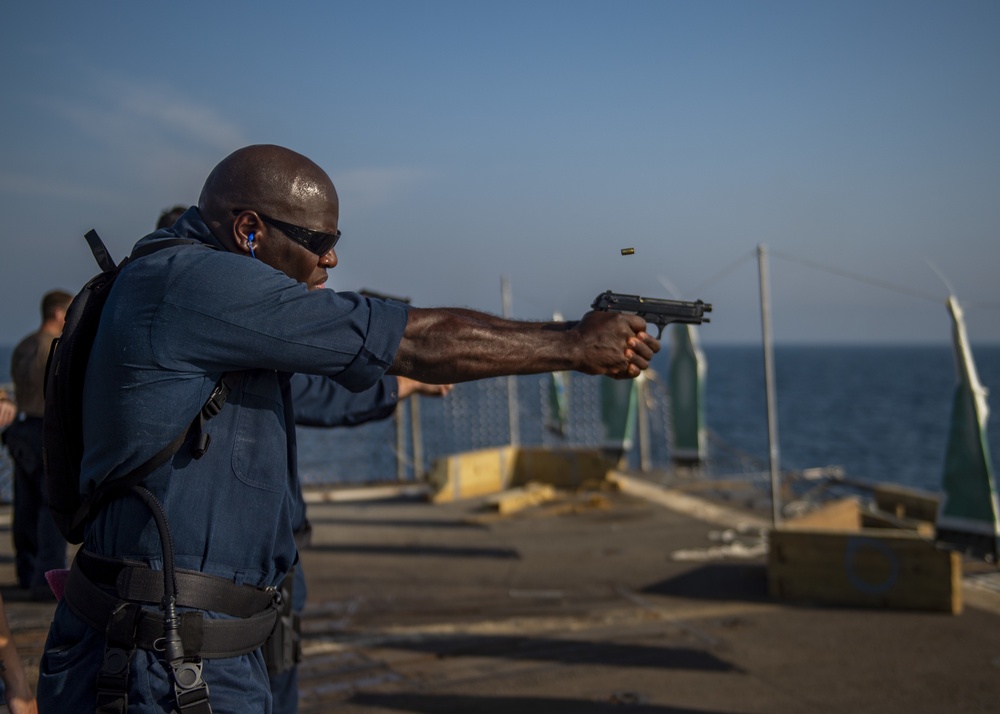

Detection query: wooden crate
(768, 526), (962, 614)
(428, 446), (516, 503)
(510, 448), (614, 490)
(428, 447), (613, 503)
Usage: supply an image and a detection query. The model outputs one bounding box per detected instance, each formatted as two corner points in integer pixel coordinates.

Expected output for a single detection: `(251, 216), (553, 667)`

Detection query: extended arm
(290, 374), (452, 427)
(290, 373), (399, 427)
(396, 376), (452, 400)
(390, 308), (657, 383)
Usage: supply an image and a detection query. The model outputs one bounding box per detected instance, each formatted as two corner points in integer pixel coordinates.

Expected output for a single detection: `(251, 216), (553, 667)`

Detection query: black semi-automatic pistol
(591, 290), (712, 338)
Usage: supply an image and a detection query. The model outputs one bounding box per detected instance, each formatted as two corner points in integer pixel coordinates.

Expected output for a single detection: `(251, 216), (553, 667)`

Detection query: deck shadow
(0, 585), (31, 599)
(346, 692), (741, 714)
(642, 563), (768, 602)
(306, 517), (486, 530)
(372, 633), (737, 672)
(306, 543), (521, 559)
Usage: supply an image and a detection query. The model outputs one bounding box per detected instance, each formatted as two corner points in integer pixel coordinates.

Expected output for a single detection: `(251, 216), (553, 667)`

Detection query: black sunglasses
(233, 209), (341, 257)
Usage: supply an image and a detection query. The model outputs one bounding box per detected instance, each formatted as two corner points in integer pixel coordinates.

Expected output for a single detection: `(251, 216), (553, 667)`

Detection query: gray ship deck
(3, 482), (1000, 713)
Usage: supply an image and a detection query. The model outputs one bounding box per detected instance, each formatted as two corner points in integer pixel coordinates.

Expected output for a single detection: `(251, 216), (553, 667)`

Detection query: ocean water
(2, 344), (998, 498)
(702, 345), (1000, 493)
(292, 344), (1000, 494)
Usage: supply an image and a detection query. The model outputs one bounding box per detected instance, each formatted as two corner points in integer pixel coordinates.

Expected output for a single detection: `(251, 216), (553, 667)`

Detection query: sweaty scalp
(198, 145), (338, 223)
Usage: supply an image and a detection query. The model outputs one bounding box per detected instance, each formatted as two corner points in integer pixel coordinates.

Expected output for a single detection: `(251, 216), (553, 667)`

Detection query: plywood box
(511, 448), (613, 489)
(428, 446), (516, 503)
(768, 527), (962, 614)
(428, 447), (614, 503)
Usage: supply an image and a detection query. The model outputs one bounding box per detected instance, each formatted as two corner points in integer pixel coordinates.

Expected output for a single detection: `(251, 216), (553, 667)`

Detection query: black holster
(263, 566), (301, 677)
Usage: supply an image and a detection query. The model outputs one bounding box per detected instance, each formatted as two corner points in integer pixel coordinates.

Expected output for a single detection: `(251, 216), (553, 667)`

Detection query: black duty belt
(64, 550), (281, 659)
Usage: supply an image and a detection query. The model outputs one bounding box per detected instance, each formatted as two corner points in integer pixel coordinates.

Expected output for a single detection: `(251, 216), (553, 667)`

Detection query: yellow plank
(783, 498), (861, 531)
(489, 483), (557, 514)
(860, 510), (937, 536)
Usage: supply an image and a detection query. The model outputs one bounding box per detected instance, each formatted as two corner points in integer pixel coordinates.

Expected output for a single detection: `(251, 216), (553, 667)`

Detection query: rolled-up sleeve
(334, 296), (408, 392)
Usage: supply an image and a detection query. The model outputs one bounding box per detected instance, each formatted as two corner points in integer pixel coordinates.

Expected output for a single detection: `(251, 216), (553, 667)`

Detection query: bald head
(198, 144), (339, 230)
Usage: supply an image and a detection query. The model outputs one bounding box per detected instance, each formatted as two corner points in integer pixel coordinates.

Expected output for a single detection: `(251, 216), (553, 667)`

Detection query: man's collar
(139, 207), (226, 252)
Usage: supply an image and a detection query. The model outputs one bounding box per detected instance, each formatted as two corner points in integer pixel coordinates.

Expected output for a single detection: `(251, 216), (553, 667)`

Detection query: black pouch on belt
(263, 566), (301, 676)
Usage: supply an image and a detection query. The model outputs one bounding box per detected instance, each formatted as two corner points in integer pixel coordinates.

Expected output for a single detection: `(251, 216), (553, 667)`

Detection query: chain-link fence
(0, 370), (729, 501)
(295, 371), (683, 486)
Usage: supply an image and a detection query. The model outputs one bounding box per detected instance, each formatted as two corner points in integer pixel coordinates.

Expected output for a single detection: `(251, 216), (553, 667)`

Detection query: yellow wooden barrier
(428, 446), (614, 503)
(768, 526), (962, 614)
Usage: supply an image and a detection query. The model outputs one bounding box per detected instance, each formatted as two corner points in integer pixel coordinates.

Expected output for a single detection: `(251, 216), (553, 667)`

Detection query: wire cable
(688, 249), (757, 295)
(768, 249), (945, 303)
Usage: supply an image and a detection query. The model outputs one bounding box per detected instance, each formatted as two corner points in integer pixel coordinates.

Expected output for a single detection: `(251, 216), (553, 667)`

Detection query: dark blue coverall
(36, 209), (408, 713)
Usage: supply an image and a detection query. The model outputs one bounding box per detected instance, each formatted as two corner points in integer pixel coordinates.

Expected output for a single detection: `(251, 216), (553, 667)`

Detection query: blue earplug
(248, 232), (256, 259)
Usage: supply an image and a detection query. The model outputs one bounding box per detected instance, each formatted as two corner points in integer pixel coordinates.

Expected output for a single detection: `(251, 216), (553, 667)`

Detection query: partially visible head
(156, 205), (187, 230)
(41, 289), (72, 330)
(198, 145), (340, 289)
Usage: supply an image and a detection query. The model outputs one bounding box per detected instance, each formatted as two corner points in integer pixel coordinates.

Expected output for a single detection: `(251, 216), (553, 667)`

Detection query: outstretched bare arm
(390, 307), (658, 384)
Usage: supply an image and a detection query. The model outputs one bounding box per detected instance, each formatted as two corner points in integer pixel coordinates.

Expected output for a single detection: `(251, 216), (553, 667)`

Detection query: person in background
(156, 205), (187, 231)
(0, 395), (34, 711)
(0, 595), (37, 714)
(0, 397), (38, 713)
(2, 291), (72, 600)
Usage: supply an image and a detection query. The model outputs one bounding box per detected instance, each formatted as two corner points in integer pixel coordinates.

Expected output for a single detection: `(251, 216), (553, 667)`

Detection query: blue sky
(1, 1), (998, 345)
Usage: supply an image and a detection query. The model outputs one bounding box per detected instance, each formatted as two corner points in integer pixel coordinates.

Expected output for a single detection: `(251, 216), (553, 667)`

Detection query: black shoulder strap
(85, 229), (212, 273)
(85, 229), (116, 273)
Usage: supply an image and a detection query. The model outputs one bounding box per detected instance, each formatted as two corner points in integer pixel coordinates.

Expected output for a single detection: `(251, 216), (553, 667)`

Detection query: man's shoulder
(11, 332), (33, 355)
(130, 234), (224, 262)
(121, 238), (241, 286)
(11, 328), (48, 357)
(9, 329), (51, 387)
